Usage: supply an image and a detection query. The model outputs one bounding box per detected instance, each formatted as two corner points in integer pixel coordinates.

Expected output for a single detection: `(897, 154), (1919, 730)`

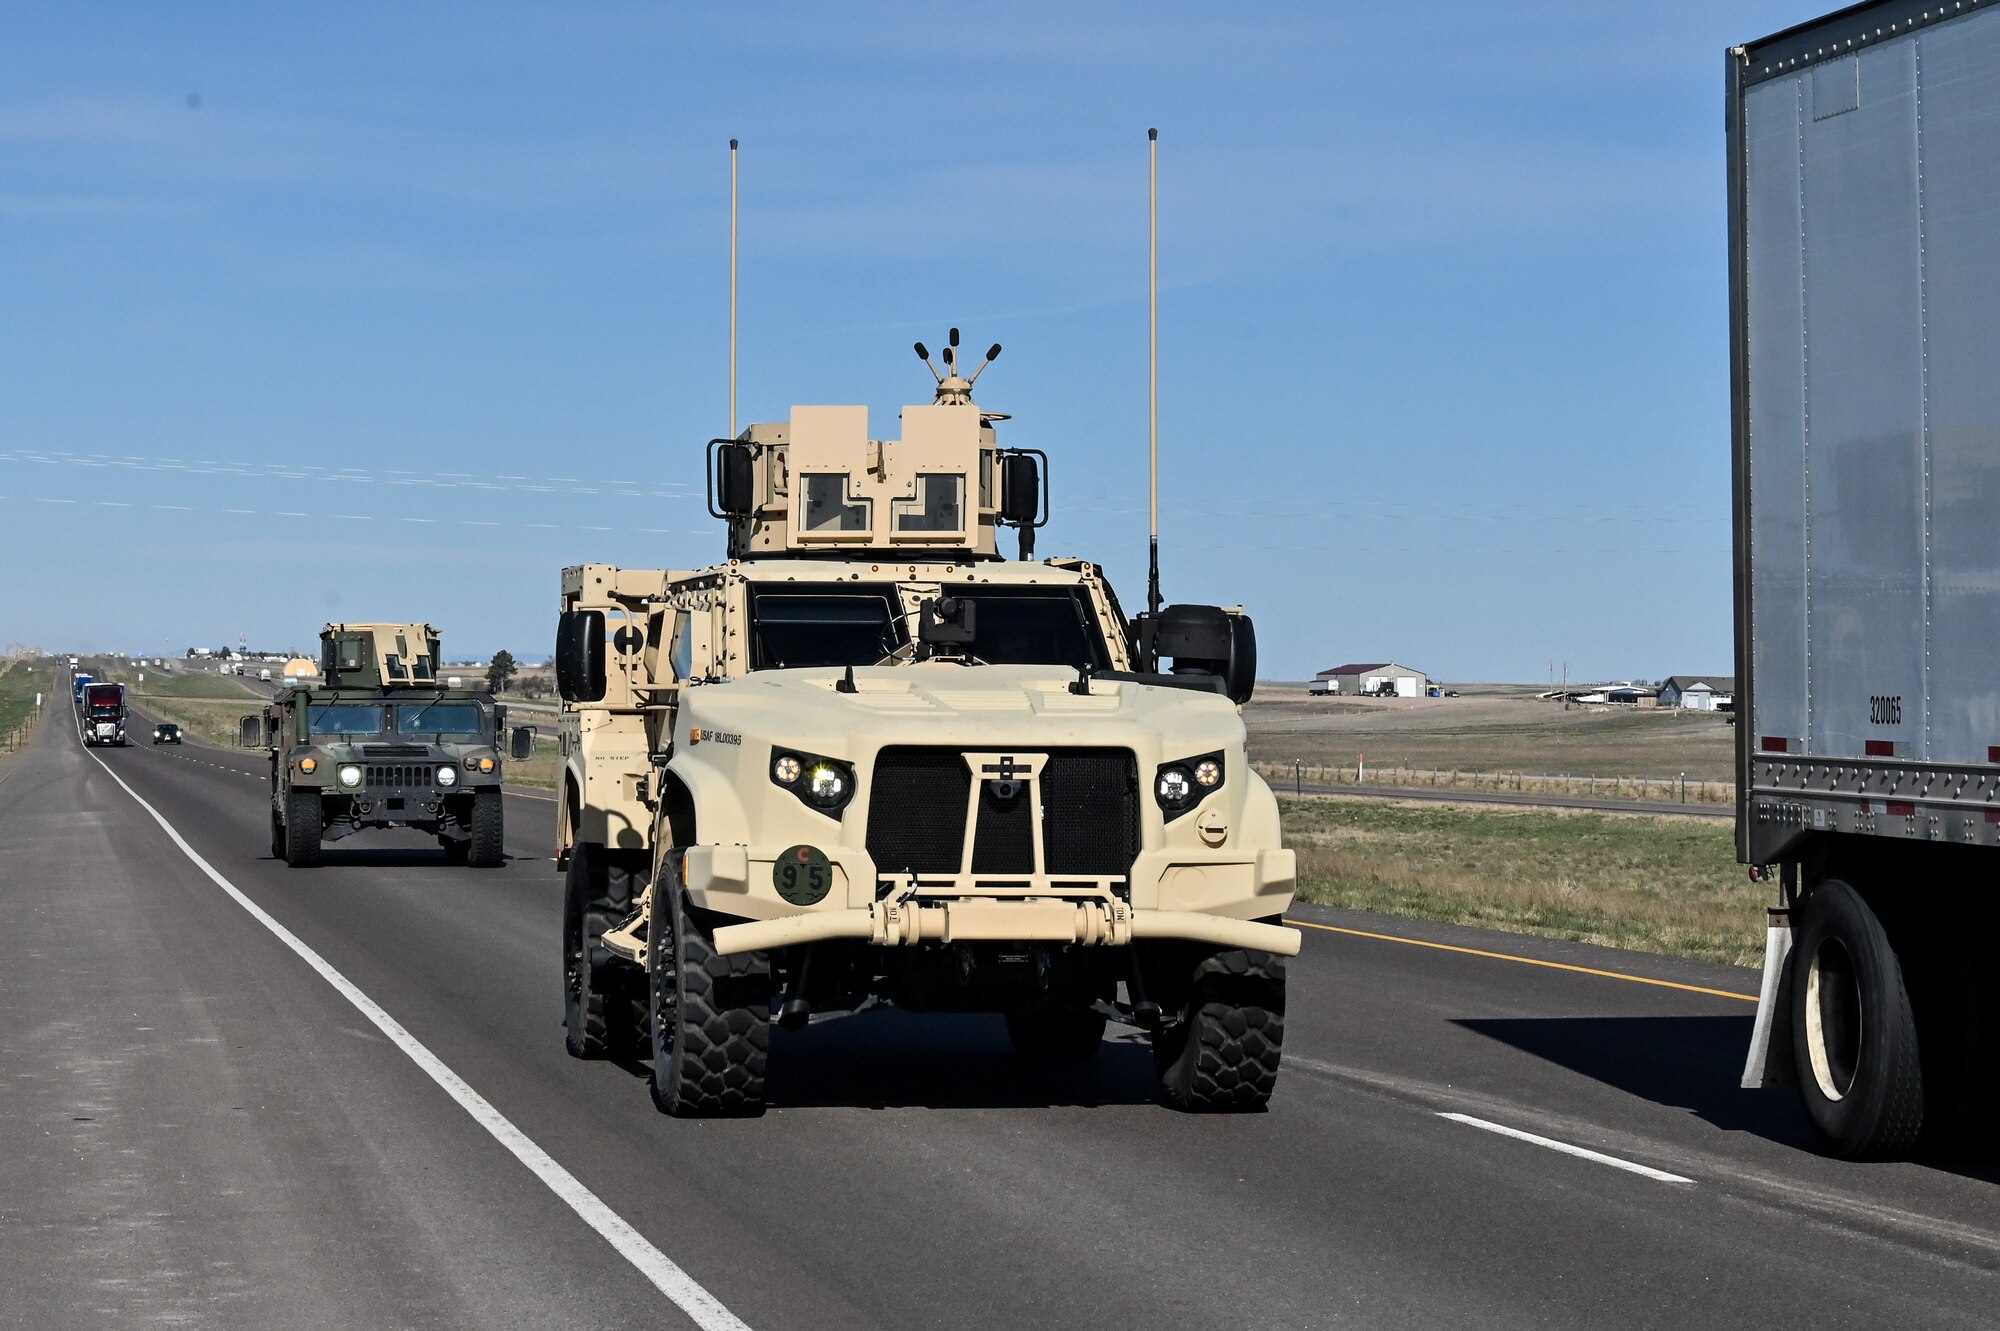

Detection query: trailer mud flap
(1741, 908), (1794, 1090)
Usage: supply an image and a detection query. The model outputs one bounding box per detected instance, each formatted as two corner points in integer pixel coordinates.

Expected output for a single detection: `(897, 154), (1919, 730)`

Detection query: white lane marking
(1437, 1112), (1693, 1185)
(79, 742), (752, 1331)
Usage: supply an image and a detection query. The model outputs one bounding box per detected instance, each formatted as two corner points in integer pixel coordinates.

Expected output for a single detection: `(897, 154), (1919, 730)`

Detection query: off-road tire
(467, 791), (504, 868)
(562, 844), (648, 1059)
(1787, 878), (1924, 1158)
(1153, 948), (1286, 1112)
(1006, 1006), (1108, 1061)
(649, 871), (771, 1117)
(283, 792), (323, 868)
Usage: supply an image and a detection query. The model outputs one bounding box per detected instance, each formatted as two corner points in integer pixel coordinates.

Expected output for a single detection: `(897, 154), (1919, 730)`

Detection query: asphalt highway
(5, 688), (1997, 1329)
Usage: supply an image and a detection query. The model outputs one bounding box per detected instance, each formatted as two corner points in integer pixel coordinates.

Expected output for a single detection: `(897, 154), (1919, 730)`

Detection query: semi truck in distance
(555, 334), (1297, 1117)
(1731, 0), (2000, 1157)
(72, 672), (93, 704)
(80, 682), (127, 747)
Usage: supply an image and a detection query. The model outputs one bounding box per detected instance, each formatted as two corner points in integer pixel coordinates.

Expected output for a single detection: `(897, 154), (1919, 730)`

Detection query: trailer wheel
(1788, 878), (1924, 1157)
(1006, 1006), (1107, 1061)
(649, 870), (770, 1117)
(1153, 946), (1286, 1112)
(562, 844), (647, 1059)
(283, 792), (322, 868)
(466, 791), (504, 868)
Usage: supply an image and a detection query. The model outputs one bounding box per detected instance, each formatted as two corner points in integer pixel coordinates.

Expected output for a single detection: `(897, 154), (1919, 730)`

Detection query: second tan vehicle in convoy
(556, 336), (1299, 1115)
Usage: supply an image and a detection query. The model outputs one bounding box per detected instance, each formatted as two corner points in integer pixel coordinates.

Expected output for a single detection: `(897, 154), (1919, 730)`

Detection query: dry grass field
(1282, 795), (1762, 968)
(1246, 682), (1735, 784)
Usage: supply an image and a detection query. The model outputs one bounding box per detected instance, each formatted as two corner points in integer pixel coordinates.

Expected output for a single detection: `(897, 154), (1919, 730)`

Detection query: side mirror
(1153, 604), (1257, 705)
(238, 715), (264, 749)
(510, 726), (536, 761)
(1000, 452), (1042, 526)
(555, 610), (607, 703)
(708, 441), (755, 518)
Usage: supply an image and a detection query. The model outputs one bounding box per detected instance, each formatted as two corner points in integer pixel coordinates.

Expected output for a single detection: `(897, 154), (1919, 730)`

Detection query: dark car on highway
(152, 723), (182, 745)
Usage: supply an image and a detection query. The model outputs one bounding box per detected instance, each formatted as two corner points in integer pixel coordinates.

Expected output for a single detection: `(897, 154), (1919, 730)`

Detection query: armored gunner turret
(707, 330), (1047, 562)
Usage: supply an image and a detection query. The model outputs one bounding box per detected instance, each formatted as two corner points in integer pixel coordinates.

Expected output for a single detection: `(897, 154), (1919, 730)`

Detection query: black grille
(366, 764), (435, 788)
(1041, 749), (1141, 877)
(971, 785), (1035, 873)
(865, 746), (1139, 880)
(867, 747), (972, 874)
(363, 744), (429, 757)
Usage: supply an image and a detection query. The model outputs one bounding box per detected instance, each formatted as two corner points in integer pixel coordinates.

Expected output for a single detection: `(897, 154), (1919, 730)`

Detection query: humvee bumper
(712, 905), (1300, 957)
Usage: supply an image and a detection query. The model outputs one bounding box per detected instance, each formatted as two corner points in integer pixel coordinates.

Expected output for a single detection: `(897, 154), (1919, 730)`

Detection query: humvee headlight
(472, 756), (495, 774)
(436, 765), (457, 787)
(1156, 752), (1224, 821)
(299, 757), (318, 774)
(338, 764), (362, 789)
(770, 746), (855, 815)
(806, 762), (848, 805)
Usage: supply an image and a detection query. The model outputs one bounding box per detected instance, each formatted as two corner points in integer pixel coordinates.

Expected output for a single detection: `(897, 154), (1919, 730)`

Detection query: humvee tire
(283, 792), (323, 868)
(563, 844), (647, 1059)
(467, 790), (504, 868)
(1153, 947), (1286, 1112)
(1006, 1006), (1108, 1061)
(649, 867), (771, 1117)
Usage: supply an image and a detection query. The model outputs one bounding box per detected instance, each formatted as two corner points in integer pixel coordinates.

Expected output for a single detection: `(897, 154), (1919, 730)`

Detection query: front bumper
(687, 843), (1300, 958)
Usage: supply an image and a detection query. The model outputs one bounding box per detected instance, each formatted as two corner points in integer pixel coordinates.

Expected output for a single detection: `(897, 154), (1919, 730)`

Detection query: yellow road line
(1283, 918), (1758, 1003)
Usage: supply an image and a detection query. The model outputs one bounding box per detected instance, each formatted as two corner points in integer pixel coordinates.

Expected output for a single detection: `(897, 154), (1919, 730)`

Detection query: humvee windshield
(310, 704), (384, 738)
(747, 584), (905, 668)
(942, 585), (1110, 669)
(396, 702), (485, 739)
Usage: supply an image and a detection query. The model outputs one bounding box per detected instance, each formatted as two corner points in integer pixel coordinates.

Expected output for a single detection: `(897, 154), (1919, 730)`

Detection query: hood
(679, 664), (1244, 759)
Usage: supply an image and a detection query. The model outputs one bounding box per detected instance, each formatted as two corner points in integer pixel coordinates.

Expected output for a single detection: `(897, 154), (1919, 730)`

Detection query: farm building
(1659, 675), (1734, 711)
(1317, 662), (1429, 698)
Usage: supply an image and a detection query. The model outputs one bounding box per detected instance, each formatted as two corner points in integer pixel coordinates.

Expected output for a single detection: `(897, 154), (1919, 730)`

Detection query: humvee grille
(1041, 749), (1140, 877)
(366, 764), (436, 788)
(867, 747), (971, 874)
(865, 747), (1139, 880)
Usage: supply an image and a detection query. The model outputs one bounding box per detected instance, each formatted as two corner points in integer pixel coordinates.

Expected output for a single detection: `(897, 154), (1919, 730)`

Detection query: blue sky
(1, 2), (1811, 680)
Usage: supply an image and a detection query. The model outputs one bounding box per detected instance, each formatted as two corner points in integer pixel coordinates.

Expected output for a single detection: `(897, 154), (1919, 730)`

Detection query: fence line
(1253, 760), (1734, 806)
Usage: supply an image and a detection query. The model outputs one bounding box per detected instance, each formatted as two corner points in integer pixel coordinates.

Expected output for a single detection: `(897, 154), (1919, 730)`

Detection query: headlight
(770, 747), (855, 814)
(299, 757), (317, 773)
(1156, 751), (1224, 821)
(466, 756), (495, 773)
(436, 765), (457, 787)
(338, 764), (362, 789)
(805, 762), (848, 806)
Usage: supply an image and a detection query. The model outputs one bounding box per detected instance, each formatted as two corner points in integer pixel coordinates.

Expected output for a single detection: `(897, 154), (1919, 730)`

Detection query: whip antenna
(729, 137), (739, 439)
(1147, 127), (1162, 624)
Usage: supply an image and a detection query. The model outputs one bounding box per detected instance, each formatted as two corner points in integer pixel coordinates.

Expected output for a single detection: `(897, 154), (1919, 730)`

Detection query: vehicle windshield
(747, 583), (906, 669)
(309, 704), (384, 738)
(938, 585), (1110, 669)
(396, 702), (486, 739)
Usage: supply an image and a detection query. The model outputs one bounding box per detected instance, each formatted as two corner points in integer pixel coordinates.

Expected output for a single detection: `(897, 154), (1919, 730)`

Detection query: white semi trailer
(1731, 0), (2000, 1157)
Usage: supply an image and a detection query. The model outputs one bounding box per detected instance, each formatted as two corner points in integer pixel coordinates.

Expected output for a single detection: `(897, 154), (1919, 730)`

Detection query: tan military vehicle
(556, 336), (1298, 1115)
(242, 623), (533, 867)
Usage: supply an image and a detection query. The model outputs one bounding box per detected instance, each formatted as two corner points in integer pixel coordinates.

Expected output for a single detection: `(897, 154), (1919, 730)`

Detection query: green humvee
(242, 623), (534, 868)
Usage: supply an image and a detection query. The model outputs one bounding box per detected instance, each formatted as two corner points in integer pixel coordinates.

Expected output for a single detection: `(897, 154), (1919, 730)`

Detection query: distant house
(1660, 675), (1735, 711)
(1316, 661), (1430, 699)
